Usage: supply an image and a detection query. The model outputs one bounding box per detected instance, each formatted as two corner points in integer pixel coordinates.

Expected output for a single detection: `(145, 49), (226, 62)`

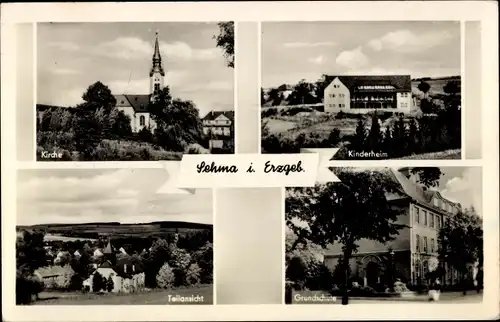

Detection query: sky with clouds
(37, 22), (233, 118)
(17, 168), (213, 226)
(438, 167), (482, 217)
(262, 21), (461, 88)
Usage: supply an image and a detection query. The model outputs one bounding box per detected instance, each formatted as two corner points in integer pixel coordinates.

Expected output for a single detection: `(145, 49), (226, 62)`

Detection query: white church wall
(136, 112), (154, 132)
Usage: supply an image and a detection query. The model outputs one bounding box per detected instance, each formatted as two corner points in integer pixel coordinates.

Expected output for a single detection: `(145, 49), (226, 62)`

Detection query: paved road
(338, 292), (483, 304)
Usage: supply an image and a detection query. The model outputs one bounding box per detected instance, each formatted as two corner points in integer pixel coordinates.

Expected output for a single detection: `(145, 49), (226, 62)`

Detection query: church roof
(325, 75), (412, 92)
(115, 94), (151, 113)
(202, 110), (235, 122)
(150, 31), (165, 77)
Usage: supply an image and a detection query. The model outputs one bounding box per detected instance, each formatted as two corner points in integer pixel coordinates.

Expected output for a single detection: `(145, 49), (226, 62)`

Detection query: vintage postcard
(1, 1), (498, 322)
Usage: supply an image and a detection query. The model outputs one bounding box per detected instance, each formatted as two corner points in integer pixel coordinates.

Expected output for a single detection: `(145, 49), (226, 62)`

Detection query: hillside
(17, 220), (213, 240)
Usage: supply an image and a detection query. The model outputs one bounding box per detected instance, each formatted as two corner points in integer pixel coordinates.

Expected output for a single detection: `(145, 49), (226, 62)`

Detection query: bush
(106, 276), (114, 292)
(91, 140), (182, 161)
(156, 263), (175, 289)
(261, 107), (279, 118)
(69, 274), (83, 291)
(186, 263), (202, 286)
(373, 282), (388, 293)
(138, 127), (153, 143)
(185, 143), (210, 154)
(16, 272), (44, 305)
(347, 285), (377, 297)
(282, 106), (313, 116)
(92, 271), (105, 292)
(407, 283), (429, 294)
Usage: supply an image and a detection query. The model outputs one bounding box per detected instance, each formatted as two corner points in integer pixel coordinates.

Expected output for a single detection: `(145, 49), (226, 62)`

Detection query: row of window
(358, 85), (395, 90)
(414, 206), (444, 229)
(400, 92), (410, 98)
(206, 127), (230, 132)
(327, 103), (346, 108)
(400, 103), (409, 108)
(347, 96), (394, 102)
(328, 93), (346, 98)
(203, 120), (231, 125)
(415, 234), (436, 254)
(433, 198), (457, 213)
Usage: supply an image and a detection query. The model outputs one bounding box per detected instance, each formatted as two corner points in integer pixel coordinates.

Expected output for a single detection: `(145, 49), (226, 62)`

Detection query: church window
(154, 83), (160, 92)
(140, 115), (145, 126)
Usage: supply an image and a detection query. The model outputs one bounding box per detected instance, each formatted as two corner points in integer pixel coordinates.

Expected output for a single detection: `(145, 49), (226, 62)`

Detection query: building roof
(388, 168), (461, 213)
(326, 75), (412, 92)
(115, 94), (151, 113)
(202, 110), (235, 122)
(150, 31), (165, 77)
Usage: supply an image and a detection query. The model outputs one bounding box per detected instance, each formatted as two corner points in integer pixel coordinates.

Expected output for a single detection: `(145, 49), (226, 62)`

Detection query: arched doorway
(366, 261), (380, 287)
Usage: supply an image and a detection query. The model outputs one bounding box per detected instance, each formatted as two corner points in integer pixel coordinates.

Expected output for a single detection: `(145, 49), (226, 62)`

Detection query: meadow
(33, 284), (213, 305)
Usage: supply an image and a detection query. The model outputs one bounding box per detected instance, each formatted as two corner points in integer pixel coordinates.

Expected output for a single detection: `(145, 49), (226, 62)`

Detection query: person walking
(428, 278), (441, 301)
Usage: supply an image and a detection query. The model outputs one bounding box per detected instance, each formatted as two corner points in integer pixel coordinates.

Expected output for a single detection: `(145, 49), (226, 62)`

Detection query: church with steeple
(115, 32), (165, 133)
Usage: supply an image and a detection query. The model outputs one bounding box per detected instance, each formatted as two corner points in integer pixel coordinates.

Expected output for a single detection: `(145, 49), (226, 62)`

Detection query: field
(265, 113), (387, 139)
(33, 285), (213, 305)
(395, 149), (461, 160)
(37, 136), (184, 162)
(265, 118), (298, 133)
(411, 77), (460, 97)
(17, 221), (213, 240)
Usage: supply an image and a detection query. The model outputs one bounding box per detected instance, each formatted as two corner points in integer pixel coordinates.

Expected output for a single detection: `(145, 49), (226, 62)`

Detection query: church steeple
(150, 31), (165, 77)
(150, 31), (165, 96)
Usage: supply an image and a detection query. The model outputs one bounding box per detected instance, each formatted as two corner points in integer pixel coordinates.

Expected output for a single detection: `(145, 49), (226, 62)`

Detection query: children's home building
(323, 75), (414, 114)
(324, 167), (471, 287)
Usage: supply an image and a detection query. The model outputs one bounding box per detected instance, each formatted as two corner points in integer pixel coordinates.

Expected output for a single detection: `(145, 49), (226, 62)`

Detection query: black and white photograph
(285, 167), (483, 305)
(261, 21), (462, 160)
(36, 22), (234, 161)
(16, 168), (214, 305)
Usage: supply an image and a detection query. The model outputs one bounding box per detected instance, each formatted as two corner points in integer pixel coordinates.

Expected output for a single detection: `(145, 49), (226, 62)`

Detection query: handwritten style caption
(176, 150), (339, 188)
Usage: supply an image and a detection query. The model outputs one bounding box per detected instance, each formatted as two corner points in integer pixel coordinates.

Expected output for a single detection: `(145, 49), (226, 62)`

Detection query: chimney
(124, 264), (127, 273)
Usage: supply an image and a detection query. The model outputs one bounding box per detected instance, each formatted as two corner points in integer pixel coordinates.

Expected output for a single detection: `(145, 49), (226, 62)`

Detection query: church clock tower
(150, 31), (165, 97)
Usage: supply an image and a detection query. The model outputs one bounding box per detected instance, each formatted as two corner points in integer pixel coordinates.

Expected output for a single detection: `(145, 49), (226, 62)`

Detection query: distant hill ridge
(17, 220), (213, 231)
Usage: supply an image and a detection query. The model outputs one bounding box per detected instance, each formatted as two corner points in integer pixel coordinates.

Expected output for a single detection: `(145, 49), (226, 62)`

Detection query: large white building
(323, 75), (413, 114)
(323, 167), (475, 288)
(115, 32), (165, 133)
